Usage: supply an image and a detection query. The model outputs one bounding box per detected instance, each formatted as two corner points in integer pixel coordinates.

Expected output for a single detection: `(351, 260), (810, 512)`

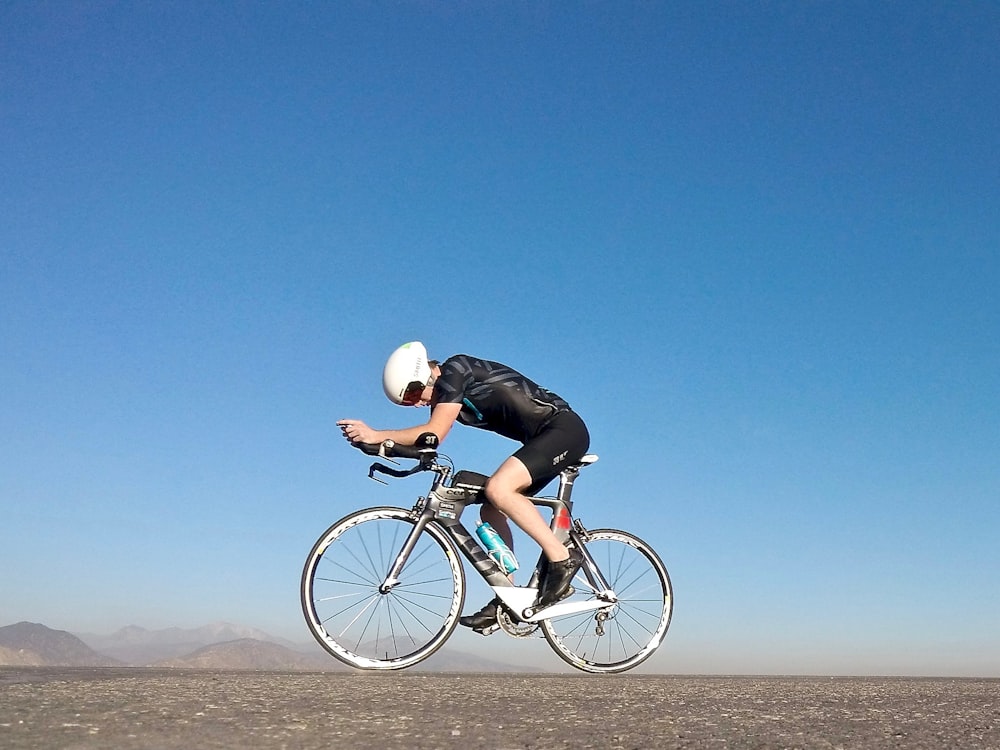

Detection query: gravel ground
(1, 668), (997, 749)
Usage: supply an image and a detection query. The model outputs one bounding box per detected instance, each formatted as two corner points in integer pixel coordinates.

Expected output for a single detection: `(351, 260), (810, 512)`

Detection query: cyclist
(337, 341), (590, 632)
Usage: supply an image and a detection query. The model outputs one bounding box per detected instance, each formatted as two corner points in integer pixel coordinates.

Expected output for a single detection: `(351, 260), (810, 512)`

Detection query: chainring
(497, 609), (539, 638)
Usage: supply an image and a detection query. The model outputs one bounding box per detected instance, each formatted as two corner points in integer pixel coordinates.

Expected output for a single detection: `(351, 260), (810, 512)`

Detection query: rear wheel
(301, 507), (465, 670)
(541, 529), (672, 673)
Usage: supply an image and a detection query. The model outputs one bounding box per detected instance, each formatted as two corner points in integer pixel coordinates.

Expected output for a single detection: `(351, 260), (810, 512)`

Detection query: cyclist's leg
(461, 461), (542, 630)
(484, 410), (591, 565)
(484, 457), (569, 563)
(458, 462), (534, 630)
(487, 460), (587, 606)
(462, 458), (572, 629)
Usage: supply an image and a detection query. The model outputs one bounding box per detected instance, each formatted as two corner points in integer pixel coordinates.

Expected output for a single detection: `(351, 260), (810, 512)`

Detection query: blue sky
(2, 2), (997, 676)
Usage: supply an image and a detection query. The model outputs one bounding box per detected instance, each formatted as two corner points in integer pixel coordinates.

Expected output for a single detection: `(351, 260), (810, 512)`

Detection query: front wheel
(541, 528), (672, 673)
(301, 506), (465, 670)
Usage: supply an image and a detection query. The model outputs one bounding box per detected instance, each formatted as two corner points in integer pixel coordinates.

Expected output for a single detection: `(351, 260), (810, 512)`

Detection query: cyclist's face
(401, 381), (433, 407)
(403, 368), (436, 407)
(411, 384), (433, 407)
(400, 380), (425, 406)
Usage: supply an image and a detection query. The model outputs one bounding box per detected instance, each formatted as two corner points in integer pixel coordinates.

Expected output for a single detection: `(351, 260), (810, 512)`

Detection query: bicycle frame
(377, 455), (617, 623)
(303, 443), (672, 673)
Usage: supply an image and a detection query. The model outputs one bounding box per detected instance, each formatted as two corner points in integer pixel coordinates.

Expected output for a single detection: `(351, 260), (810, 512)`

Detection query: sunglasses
(401, 380), (426, 406)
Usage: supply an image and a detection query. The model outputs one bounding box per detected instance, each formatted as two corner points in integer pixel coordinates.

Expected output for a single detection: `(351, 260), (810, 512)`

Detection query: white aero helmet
(382, 341), (432, 405)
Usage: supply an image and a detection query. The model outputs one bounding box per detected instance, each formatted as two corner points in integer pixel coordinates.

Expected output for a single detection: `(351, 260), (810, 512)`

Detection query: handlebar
(354, 430), (439, 459)
(352, 432), (440, 483)
(356, 440), (429, 460)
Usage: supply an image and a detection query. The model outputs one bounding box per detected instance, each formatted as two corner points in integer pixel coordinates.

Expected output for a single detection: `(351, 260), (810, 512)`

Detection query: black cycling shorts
(513, 410), (590, 495)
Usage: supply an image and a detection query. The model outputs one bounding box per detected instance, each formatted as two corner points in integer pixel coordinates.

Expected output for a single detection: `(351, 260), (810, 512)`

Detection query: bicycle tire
(301, 506), (465, 670)
(540, 528), (672, 673)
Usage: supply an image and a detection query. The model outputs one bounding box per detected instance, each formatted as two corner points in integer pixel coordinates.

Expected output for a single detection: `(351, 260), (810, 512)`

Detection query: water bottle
(476, 522), (519, 574)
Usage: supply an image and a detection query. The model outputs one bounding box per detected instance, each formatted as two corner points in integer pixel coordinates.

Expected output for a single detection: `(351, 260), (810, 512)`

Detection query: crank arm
(521, 597), (610, 623)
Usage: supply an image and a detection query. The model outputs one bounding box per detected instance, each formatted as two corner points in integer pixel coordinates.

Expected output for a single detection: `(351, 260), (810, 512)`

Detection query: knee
(484, 461), (531, 508)
(484, 476), (514, 507)
(483, 477), (503, 506)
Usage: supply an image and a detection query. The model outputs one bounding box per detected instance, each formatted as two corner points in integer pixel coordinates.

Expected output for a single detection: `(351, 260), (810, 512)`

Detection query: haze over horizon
(2, 3), (997, 677)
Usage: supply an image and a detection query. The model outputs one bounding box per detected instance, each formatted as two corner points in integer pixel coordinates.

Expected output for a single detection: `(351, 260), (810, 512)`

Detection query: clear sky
(2, 2), (997, 676)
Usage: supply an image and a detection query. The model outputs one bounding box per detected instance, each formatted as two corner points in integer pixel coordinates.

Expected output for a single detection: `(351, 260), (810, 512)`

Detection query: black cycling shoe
(459, 597), (501, 630)
(535, 548), (583, 608)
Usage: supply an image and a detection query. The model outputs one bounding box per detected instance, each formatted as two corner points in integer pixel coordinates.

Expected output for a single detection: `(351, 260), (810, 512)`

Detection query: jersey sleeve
(432, 356), (473, 406)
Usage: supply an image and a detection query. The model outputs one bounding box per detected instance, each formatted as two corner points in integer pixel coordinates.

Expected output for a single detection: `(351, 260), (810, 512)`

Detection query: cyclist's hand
(337, 419), (378, 445)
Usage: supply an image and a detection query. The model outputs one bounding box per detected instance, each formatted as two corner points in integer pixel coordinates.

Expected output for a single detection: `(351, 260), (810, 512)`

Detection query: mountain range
(0, 621), (121, 667)
(0, 621), (536, 672)
(74, 622), (303, 665)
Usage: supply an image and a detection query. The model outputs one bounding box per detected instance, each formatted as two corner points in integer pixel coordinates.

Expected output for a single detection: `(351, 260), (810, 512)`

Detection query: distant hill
(75, 622), (300, 665)
(1, 620), (549, 672)
(0, 622), (122, 667)
(149, 637), (536, 673)
(0, 644), (46, 666)
(152, 638), (345, 671)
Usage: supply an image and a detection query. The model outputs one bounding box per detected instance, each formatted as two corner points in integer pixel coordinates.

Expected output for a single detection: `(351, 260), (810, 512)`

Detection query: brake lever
(367, 464), (390, 485)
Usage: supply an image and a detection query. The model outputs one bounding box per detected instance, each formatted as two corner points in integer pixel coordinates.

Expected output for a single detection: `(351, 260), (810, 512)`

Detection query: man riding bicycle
(337, 341), (590, 631)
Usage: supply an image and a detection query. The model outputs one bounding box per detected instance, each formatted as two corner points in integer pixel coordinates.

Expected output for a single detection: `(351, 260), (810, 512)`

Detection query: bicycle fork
(377, 511), (434, 593)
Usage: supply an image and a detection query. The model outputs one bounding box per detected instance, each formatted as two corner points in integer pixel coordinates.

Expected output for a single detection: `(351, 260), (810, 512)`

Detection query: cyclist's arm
(339, 402), (462, 446)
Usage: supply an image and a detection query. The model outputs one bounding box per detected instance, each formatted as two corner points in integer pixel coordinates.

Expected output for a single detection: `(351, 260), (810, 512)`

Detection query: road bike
(301, 434), (673, 673)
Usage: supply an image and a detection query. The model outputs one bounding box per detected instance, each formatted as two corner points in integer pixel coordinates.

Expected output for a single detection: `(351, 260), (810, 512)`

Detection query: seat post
(555, 454), (598, 505)
(555, 466), (582, 504)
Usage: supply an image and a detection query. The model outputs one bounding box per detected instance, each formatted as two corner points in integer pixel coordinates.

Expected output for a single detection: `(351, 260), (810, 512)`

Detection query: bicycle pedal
(472, 624), (499, 636)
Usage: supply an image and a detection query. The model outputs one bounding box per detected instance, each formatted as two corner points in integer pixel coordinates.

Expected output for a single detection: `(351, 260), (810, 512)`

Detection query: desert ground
(1, 668), (997, 749)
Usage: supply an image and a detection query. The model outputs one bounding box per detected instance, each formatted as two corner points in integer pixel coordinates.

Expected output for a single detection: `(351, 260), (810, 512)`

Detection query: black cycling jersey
(431, 355), (572, 443)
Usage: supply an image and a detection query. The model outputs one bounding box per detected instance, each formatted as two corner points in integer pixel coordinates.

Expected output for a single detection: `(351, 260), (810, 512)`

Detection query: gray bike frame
(377, 458), (615, 617)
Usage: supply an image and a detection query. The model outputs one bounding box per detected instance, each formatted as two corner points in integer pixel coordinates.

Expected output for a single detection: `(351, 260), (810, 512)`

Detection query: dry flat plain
(1, 668), (997, 749)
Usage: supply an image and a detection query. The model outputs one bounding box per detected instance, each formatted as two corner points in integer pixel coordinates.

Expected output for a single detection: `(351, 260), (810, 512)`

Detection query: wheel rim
(541, 530), (672, 673)
(302, 508), (464, 669)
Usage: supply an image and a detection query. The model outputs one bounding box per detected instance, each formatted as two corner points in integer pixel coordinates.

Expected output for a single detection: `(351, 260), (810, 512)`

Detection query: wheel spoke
(302, 509), (464, 670)
(541, 530), (672, 673)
